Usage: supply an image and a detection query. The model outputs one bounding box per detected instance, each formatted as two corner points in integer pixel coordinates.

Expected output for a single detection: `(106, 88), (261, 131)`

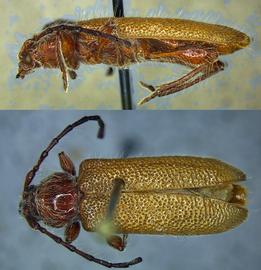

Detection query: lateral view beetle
(19, 116), (248, 268)
(16, 17), (251, 105)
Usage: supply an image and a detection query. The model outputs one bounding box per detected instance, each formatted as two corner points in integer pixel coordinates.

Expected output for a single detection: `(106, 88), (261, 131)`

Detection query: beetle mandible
(16, 17), (251, 105)
(19, 116), (248, 268)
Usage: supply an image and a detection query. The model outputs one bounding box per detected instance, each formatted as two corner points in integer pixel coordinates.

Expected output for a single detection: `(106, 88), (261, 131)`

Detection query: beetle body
(19, 116), (248, 268)
(16, 17), (250, 104)
(31, 156), (247, 236)
(79, 156), (247, 235)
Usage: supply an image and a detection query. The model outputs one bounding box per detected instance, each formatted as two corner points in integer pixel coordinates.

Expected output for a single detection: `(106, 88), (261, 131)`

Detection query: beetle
(16, 17), (251, 105)
(19, 115), (248, 268)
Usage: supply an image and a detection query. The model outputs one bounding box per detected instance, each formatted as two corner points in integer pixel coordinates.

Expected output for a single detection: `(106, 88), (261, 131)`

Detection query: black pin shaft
(112, 0), (134, 110)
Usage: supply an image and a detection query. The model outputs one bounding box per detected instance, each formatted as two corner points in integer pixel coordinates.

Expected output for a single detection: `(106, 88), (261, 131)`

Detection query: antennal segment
(23, 115), (105, 193)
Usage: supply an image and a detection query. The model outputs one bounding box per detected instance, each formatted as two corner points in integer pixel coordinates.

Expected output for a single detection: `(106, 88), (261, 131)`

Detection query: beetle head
(20, 173), (79, 228)
(16, 38), (41, 79)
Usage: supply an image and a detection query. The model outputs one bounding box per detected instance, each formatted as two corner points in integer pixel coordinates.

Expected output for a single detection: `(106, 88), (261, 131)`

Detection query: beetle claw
(139, 81), (156, 92)
(68, 70), (77, 80)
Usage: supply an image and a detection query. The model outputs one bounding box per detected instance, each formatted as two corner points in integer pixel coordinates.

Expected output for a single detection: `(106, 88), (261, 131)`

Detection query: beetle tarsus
(138, 92), (158, 106)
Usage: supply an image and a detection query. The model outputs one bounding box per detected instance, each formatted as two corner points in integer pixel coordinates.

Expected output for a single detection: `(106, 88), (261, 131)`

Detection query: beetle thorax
(34, 172), (79, 228)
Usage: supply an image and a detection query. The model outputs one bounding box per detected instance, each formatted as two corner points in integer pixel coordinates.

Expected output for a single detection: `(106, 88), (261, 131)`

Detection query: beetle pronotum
(16, 17), (250, 105)
(19, 116), (247, 268)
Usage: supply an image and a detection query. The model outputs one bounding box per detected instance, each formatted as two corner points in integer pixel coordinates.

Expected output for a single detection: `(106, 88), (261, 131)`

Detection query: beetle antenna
(23, 115), (105, 193)
(28, 219), (142, 268)
(22, 115), (142, 267)
(37, 24), (131, 48)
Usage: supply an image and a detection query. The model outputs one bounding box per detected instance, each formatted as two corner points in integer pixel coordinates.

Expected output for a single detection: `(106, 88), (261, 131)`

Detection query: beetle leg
(64, 221), (81, 243)
(56, 30), (79, 91)
(56, 33), (69, 92)
(107, 234), (128, 251)
(139, 62), (207, 93)
(58, 151), (76, 176)
(28, 219), (142, 268)
(139, 60), (225, 105)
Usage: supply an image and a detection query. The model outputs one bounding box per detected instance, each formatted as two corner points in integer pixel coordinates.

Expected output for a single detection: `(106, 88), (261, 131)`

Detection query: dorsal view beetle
(16, 17), (251, 105)
(19, 116), (248, 268)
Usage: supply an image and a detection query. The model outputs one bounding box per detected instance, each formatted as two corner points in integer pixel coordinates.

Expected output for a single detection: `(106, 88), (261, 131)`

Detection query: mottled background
(1, 0), (261, 109)
(0, 111), (260, 270)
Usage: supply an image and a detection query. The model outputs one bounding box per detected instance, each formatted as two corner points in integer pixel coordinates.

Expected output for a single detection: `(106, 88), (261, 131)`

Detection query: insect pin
(16, 17), (251, 104)
(19, 116), (247, 268)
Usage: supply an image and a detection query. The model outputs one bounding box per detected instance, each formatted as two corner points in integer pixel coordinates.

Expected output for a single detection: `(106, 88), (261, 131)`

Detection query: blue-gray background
(0, 111), (260, 270)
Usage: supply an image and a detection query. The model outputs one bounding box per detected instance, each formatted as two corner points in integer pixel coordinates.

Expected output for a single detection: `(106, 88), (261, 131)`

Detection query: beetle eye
(25, 54), (31, 64)
(18, 200), (23, 215)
